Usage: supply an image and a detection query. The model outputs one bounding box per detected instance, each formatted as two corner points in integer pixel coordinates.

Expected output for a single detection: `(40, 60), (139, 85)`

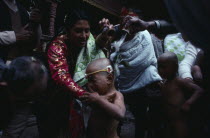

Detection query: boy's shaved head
(158, 52), (178, 79)
(86, 58), (114, 95)
(158, 52), (178, 64)
(86, 58), (112, 73)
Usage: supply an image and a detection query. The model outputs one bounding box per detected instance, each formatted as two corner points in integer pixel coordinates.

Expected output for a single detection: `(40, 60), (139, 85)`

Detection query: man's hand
(15, 24), (33, 41)
(30, 9), (42, 23)
(121, 16), (149, 34)
(192, 65), (203, 85)
(99, 18), (111, 31)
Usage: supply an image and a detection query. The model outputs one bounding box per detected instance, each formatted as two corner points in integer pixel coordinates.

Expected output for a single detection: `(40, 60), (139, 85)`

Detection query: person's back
(158, 52), (203, 138)
(0, 56), (48, 138)
(80, 58), (125, 138)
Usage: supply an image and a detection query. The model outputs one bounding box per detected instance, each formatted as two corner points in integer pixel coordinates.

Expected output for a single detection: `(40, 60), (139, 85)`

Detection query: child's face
(86, 73), (110, 95)
(158, 59), (177, 80)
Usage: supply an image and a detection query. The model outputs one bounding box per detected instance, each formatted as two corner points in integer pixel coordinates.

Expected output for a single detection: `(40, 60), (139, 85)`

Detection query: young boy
(158, 52), (203, 138)
(80, 58), (126, 138)
(1, 56), (48, 138)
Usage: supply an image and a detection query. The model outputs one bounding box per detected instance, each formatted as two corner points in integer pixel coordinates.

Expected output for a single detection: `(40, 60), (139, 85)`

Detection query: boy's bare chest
(88, 111), (119, 137)
(162, 81), (186, 105)
(162, 81), (180, 93)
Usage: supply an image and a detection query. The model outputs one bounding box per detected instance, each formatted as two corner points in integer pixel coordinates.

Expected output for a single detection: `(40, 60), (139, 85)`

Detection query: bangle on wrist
(154, 20), (161, 29)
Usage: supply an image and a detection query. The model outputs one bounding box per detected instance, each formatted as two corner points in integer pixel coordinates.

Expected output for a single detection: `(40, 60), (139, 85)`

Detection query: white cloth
(0, 31), (16, 45)
(112, 30), (162, 93)
(164, 33), (187, 62)
(0, 0), (18, 45)
(179, 43), (200, 79)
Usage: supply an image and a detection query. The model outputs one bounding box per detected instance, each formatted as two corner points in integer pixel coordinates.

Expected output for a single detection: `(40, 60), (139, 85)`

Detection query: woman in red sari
(45, 10), (105, 138)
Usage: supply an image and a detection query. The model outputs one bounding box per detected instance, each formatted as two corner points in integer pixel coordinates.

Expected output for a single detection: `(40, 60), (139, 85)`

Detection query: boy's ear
(107, 73), (113, 84)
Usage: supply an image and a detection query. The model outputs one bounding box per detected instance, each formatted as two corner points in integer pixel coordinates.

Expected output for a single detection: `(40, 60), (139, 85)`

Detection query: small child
(158, 52), (203, 138)
(0, 56), (48, 138)
(80, 58), (126, 138)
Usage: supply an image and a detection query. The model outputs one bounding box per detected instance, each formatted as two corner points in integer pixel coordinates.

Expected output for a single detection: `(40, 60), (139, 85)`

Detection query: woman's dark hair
(45, 9), (90, 56)
(64, 9), (89, 28)
(1, 56), (47, 96)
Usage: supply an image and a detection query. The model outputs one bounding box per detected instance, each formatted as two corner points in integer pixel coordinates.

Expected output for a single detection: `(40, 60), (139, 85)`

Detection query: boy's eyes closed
(87, 75), (95, 82)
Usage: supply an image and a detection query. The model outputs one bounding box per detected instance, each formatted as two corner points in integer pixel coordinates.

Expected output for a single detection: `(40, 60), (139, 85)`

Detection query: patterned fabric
(47, 33), (105, 137)
(73, 34), (105, 86)
(47, 35), (86, 97)
(164, 33), (187, 62)
(48, 33), (105, 97)
(69, 100), (85, 138)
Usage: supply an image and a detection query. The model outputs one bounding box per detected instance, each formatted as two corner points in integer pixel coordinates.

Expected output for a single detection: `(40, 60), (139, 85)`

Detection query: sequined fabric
(47, 35), (86, 97)
(47, 35), (86, 137)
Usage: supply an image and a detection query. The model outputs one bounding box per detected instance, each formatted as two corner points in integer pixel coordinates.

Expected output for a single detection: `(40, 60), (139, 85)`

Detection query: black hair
(159, 52), (178, 64)
(130, 8), (143, 19)
(1, 56), (47, 96)
(64, 9), (89, 28)
(46, 9), (90, 50)
(45, 9), (90, 60)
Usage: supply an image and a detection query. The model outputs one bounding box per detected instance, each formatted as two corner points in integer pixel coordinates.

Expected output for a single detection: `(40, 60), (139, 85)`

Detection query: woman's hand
(79, 85), (116, 104)
(79, 92), (100, 104)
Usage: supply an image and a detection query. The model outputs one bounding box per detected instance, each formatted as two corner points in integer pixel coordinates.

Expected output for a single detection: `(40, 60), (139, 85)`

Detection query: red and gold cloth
(47, 35), (86, 97)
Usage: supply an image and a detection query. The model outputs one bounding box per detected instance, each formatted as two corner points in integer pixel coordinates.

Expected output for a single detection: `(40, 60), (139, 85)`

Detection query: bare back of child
(158, 52), (203, 138)
(80, 58), (125, 138)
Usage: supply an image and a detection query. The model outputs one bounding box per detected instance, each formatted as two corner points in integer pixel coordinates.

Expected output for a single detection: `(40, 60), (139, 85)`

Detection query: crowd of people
(0, 0), (209, 138)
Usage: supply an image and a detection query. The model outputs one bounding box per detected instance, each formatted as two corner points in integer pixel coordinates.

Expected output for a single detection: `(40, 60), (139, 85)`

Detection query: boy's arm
(177, 78), (204, 111)
(191, 65), (203, 85)
(80, 92), (126, 121)
(97, 92), (126, 121)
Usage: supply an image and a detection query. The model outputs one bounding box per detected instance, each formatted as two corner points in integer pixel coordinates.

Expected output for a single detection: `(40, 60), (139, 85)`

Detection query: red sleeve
(47, 37), (86, 97)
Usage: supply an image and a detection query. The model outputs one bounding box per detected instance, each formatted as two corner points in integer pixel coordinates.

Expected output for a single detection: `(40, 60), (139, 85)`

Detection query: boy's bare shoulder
(115, 91), (124, 99)
(175, 77), (193, 84)
(110, 91), (124, 104)
(175, 77), (184, 83)
(175, 77), (197, 90)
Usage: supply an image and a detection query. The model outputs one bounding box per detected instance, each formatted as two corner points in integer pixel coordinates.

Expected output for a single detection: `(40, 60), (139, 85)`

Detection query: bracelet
(154, 20), (161, 29)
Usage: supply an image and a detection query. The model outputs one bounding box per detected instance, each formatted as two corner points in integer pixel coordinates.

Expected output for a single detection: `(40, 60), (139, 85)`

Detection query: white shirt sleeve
(178, 43), (199, 79)
(0, 31), (16, 45)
